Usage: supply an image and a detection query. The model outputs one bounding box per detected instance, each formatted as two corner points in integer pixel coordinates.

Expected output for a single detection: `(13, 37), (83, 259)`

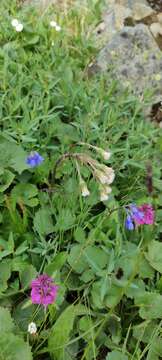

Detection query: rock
(150, 22), (162, 37)
(96, 24), (162, 102)
(94, 0), (155, 48)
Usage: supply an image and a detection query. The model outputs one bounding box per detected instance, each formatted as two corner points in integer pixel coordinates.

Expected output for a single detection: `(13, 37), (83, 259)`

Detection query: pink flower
(135, 204), (154, 225)
(31, 274), (58, 308)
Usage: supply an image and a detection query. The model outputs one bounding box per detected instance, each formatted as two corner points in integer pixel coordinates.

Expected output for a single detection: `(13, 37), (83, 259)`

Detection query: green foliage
(48, 304), (76, 359)
(0, 0), (162, 359)
(0, 307), (32, 360)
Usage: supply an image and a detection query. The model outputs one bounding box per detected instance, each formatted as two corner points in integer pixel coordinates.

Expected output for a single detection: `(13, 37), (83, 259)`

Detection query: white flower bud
(15, 23), (23, 32)
(50, 20), (57, 28)
(100, 150), (111, 160)
(80, 181), (90, 197)
(28, 322), (37, 335)
(11, 19), (19, 27)
(100, 191), (109, 201)
(100, 185), (112, 201)
(55, 25), (61, 32)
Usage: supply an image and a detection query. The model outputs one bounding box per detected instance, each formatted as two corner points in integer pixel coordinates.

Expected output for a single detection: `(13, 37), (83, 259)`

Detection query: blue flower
(129, 204), (144, 223)
(125, 215), (134, 230)
(26, 152), (44, 168)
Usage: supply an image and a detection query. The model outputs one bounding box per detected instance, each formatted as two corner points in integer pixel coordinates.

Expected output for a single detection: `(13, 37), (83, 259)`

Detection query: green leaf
(34, 208), (54, 235)
(0, 307), (14, 333)
(45, 252), (67, 276)
(11, 183), (38, 208)
(0, 170), (15, 192)
(133, 320), (157, 344)
(0, 332), (32, 360)
(68, 244), (87, 273)
(145, 241), (162, 273)
(0, 259), (12, 293)
(48, 304), (76, 360)
(106, 350), (128, 360)
(135, 292), (162, 319)
(0, 136), (27, 174)
(106, 351), (128, 360)
(55, 209), (76, 231)
(68, 245), (108, 274)
(13, 299), (44, 331)
(19, 264), (37, 289)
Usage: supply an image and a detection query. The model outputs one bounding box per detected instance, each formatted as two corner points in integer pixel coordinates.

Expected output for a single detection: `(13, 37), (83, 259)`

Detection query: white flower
(50, 20), (57, 28)
(95, 170), (109, 184)
(100, 191), (109, 201)
(100, 185), (112, 202)
(55, 25), (61, 32)
(28, 322), (37, 335)
(101, 166), (115, 184)
(100, 149), (111, 161)
(15, 23), (23, 32)
(80, 180), (90, 197)
(11, 19), (19, 27)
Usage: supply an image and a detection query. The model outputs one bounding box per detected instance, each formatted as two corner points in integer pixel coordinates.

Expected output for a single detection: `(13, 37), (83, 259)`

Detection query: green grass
(0, 1), (162, 359)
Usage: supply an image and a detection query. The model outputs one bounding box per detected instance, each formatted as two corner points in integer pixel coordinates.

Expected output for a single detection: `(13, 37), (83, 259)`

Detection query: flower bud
(28, 322), (37, 335)
(99, 149), (111, 160)
(80, 180), (90, 197)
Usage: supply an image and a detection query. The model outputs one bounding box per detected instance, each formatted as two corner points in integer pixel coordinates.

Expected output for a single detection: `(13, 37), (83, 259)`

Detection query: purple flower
(31, 274), (58, 308)
(129, 204), (144, 223)
(26, 151), (44, 168)
(125, 215), (134, 230)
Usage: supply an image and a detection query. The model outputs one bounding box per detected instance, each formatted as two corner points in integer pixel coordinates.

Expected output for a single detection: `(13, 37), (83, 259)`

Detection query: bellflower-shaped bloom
(137, 204), (154, 225)
(31, 274), (58, 308)
(125, 214), (135, 230)
(125, 203), (154, 230)
(129, 204), (144, 224)
(26, 151), (44, 168)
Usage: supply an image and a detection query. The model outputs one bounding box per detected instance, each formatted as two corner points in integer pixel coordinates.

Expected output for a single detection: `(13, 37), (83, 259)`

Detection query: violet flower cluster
(31, 274), (58, 308)
(125, 204), (154, 230)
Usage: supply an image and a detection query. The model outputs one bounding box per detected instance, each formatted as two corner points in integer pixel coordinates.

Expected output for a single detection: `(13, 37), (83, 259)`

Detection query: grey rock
(96, 24), (162, 101)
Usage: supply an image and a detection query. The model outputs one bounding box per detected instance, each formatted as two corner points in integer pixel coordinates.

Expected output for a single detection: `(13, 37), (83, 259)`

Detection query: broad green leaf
(133, 320), (157, 344)
(106, 351), (128, 360)
(19, 264), (37, 289)
(11, 183), (38, 208)
(48, 304), (76, 360)
(34, 208), (54, 235)
(68, 245), (88, 273)
(135, 293), (162, 319)
(55, 209), (76, 231)
(145, 241), (162, 273)
(0, 332), (32, 360)
(0, 307), (14, 333)
(45, 252), (67, 276)
(0, 170), (15, 192)
(68, 245), (108, 274)
(0, 136), (27, 174)
(13, 299), (44, 331)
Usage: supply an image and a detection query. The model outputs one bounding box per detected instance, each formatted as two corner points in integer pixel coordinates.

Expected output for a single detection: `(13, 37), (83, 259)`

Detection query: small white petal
(82, 188), (90, 197)
(28, 322), (37, 334)
(55, 25), (61, 32)
(15, 23), (23, 32)
(11, 19), (19, 27)
(80, 181), (90, 197)
(50, 20), (57, 28)
(101, 150), (111, 160)
(100, 192), (109, 201)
